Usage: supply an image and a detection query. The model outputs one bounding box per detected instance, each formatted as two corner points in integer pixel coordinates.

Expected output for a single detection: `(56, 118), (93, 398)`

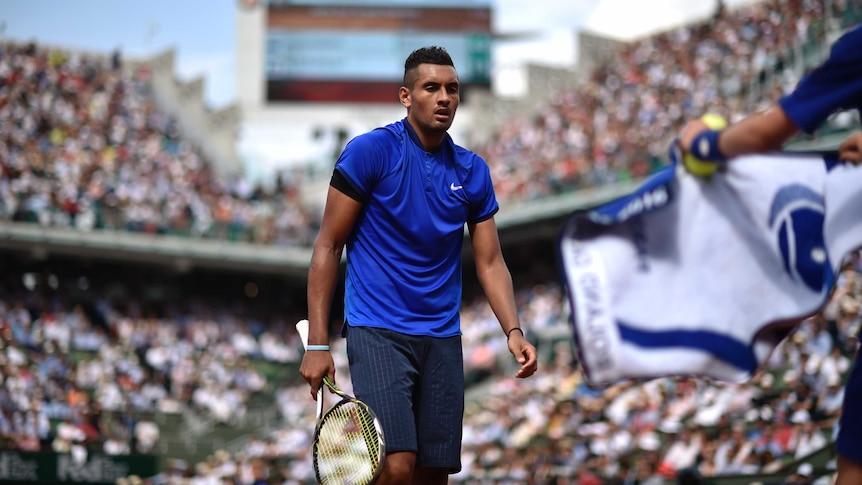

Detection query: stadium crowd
(0, 41), (317, 246)
(2, 2), (860, 249)
(2, 250), (856, 484)
(2, 0), (862, 484)
(476, 0), (862, 206)
(0, 263), (307, 463)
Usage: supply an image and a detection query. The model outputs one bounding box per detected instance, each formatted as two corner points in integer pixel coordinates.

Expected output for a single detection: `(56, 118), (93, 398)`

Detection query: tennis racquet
(295, 319), (386, 485)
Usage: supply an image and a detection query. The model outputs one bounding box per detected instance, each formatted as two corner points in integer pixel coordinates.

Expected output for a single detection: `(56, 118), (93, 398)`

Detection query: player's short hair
(403, 46), (455, 88)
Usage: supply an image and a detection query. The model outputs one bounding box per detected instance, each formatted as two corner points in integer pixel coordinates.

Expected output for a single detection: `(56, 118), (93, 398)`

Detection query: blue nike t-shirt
(334, 118), (499, 337)
(779, 24), (862, 133)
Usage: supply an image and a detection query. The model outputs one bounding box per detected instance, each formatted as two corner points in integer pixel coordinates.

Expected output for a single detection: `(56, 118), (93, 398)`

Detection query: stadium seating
(475, 0), (862, 208)
(0, 41), (317, 247)
(1, 1), (861, 484)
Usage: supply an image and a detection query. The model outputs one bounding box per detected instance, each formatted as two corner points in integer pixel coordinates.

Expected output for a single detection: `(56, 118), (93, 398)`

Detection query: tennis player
(300, 45), (538, 485)
(678, 24), (862, 485)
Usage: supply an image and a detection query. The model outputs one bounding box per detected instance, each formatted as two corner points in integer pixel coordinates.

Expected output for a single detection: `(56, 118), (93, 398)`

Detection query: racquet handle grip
(296, 319), (310, 349)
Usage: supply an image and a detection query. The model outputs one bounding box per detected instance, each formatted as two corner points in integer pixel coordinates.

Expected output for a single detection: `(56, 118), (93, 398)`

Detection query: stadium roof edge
(0, 179), (644, 278)
(0, 222), (312, 278)
(495, 178), (647, 229)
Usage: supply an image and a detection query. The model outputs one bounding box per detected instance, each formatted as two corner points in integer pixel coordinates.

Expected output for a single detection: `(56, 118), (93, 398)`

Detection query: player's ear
(399, 86), (411, 108)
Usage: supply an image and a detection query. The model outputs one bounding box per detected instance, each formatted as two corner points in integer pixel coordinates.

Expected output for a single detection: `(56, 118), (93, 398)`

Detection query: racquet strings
(315, 400), (382, 484)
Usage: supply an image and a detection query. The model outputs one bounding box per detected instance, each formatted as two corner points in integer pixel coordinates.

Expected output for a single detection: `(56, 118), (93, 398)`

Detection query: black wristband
(506, 327), (524, 340)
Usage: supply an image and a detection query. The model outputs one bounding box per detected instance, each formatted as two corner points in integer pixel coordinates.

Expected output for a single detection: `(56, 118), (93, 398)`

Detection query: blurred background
(0, 0), (860, 483)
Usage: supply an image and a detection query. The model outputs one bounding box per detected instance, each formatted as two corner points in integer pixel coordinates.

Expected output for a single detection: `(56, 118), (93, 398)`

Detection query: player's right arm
(681, 110), (862, 165)
(301, 184), (363, 399)
(679, 105), (800, 160)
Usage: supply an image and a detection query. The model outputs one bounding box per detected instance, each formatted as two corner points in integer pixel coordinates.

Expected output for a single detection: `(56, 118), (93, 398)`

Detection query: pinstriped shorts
(345, 324), (464, 473)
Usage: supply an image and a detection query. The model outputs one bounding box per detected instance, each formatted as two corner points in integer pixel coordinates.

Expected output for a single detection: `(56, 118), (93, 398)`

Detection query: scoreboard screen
(265, 0), (492, 103)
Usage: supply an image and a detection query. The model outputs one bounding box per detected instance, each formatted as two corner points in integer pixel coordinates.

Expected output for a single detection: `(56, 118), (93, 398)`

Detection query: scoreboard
(264, 0), (492, 103)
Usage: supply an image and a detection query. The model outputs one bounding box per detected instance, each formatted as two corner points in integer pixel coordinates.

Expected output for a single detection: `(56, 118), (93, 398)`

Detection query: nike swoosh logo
(450, 183), (463, 191)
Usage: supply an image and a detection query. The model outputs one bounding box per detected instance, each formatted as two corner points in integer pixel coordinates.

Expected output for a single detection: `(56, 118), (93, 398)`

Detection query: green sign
(0, 451), (157, 484)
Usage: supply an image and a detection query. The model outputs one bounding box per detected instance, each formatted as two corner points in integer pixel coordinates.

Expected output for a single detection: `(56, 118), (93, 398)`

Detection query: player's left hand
(838, 131), (862, 164)
(507, 331), (538, 378)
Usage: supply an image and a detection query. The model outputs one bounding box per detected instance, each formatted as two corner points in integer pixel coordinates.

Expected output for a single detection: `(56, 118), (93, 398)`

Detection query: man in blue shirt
(300, 46), (538, 484)
(679, 24), (862, 485)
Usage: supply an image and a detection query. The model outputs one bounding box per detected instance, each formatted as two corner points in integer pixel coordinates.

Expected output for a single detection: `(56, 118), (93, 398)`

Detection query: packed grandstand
(1, 0), (862, 484)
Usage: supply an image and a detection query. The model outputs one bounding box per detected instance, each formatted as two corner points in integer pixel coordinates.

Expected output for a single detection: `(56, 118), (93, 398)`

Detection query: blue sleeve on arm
(467, 155), (499, 224)
(779, 25), (862, 133)
(334, 134), (386, 200)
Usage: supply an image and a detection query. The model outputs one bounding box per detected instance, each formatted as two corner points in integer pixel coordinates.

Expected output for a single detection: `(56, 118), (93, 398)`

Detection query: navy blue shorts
(838, 351), (862, 465)
(345, 324), (464, 473)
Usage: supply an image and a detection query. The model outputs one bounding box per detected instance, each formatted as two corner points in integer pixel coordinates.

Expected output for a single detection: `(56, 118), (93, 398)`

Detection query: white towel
(559, 152), (859, 386)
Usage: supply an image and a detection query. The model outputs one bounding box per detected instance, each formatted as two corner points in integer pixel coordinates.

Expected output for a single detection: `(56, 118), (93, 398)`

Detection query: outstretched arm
(679, 105), (800, 160)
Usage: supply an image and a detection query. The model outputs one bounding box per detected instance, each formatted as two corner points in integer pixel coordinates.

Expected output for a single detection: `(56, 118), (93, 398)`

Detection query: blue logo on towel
(769, 184), (832, 293)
